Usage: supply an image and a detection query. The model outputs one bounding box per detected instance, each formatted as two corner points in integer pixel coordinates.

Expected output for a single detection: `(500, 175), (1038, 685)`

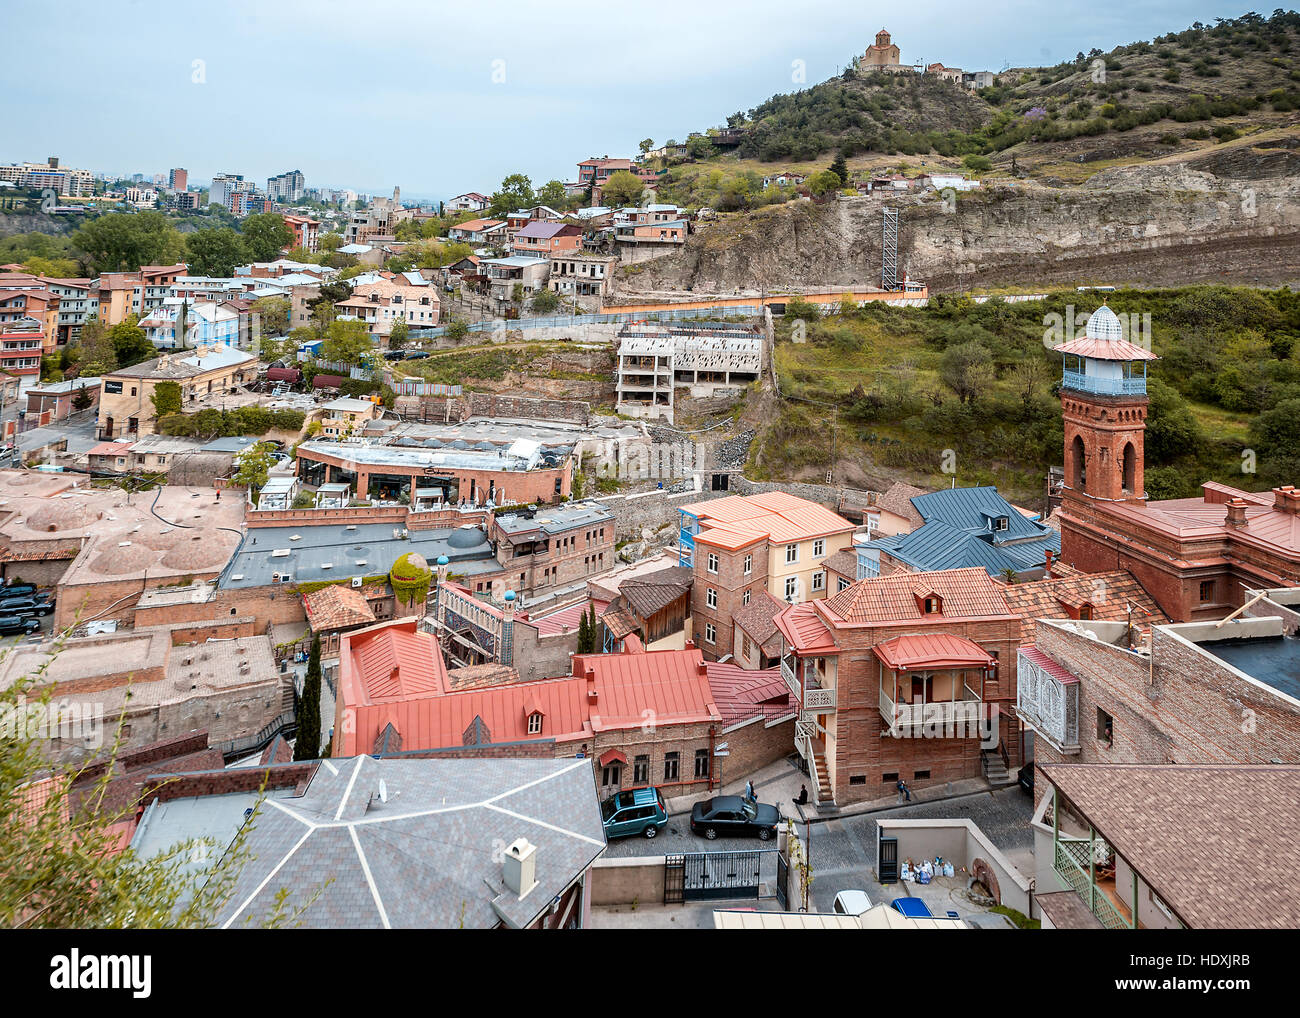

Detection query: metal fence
(663, 850), (776, 903)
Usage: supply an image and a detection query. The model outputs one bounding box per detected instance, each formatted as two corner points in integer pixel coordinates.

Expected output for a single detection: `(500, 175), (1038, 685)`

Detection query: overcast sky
(4, 0), (1245, 200)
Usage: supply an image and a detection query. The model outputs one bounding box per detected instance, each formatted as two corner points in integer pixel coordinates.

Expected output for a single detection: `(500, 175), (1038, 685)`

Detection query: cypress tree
(578, 608), (592, 654)
(295, 635), (322, 760)
(828, 151), (848, 188)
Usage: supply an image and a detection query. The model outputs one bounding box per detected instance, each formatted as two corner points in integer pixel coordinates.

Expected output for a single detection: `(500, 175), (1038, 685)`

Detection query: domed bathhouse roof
(446, 524), (487, 550)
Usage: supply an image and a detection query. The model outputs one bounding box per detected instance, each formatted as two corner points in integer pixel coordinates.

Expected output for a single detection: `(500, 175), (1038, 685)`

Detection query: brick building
(679, 492), (856, 662)
(1055, 304), (1300, 620)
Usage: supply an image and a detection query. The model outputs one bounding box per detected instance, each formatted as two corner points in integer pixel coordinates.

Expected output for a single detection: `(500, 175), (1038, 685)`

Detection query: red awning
(873, 633), (994, 671)
(598, 749), (628, 767)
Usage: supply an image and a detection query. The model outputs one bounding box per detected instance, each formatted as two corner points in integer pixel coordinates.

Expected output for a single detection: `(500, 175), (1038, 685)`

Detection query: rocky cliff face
(615, 142), (1300, 296)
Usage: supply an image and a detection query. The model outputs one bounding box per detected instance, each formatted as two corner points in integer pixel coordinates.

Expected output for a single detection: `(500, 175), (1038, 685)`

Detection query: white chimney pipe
(503, 837), (538, 899)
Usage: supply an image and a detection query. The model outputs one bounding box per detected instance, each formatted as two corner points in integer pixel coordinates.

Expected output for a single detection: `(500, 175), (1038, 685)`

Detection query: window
(694, 748), (710, 779)
(837, 577), (851, 592)
(706, 587), (717, 609)
(633, 755), (649, 784)
(741, 589), (751, 607)
(813, 539), (825, 557)
(923, 596), (941, 614)
(743, 554), (752, 575)
(707, 552), (718, 574)
(849, 775), (866, 786)
(784, 576), (798, 601)
(664, 752), (680, 781)
(1199, 580), (1215, 603)
(601, 765), (620, 787)
(913, 769), (931, 780)
(527, 712), (543, 734)
(704, 622), (716, 644)
(785, 543), (799, 564)
(1097, 707), (1114, 747)
(882, 772), (899, 783)
(994, 516), (1009, 532)
(1078, 605), (1093, 620)
(811, 571), (824, 592)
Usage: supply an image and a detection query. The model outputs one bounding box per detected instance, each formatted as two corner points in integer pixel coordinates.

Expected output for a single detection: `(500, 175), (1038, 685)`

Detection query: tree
(150, 380), (182, 419)
(534, 179), (568, 209)
(75, 315), (117, 375)
(318, 232), (345, 252)
(601, 170), (645, 208)
(828, 152), (849, 187)
(109, 314), (154, 368)
(939, 341), (995, 404)
(186, 228), (248, 277)
(295, 635), (322, 761)
(251, 295), (290, 339)
(488, 173), (534, 218)
(234, 440), (279, 494)
(321, 318), (373, 365)
(71, 382), (94, 412)
(807, 169), (843, 197)
(577, 605), (593, 653)
(240, 213), (293, 262)
(530, 289), (561, 313)
(639, 138), (655, 156)
(71, 212), (185, 274)
(388, 318), (409, 350)
(686, 135), (715, 159)
(587, 604), (600, 650)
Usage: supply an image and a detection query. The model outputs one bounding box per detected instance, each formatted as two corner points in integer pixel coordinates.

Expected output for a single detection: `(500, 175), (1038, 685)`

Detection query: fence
(663, 850), (776, 903)
(409, 305), (764, 340)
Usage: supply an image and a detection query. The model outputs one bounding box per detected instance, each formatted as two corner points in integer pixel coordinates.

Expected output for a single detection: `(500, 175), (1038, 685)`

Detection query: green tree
(389, 318), (409, 350)
(530, 289), (561, 313)
(601, 170), (645, 208)
(488, 173), (534, 218)
(939, 341), (995, 404)
(807, 169), (843, 196)
(534, 179), (568, 209)
(251, 295), (290, 338)
(71, 212), (185, 274)
(71, 382), (94, 412)
(828, 152), (848, 186)
(638, 138), (655, 155)
(577, 605), (593, 653)
(1248, 397), (1300, 485)
(322, 318), (373, 364)
(150, 380), (182, 419)
(686, 135), (716, 159)
(186, 228), (249, 277)
(240, 213), (293, 262)
(74, 315), (117, 375)
(295, 635), (322, 761)
(234, 440), (279, 494)
(109, 314), (154, 368)
(319, 232), (345, 252)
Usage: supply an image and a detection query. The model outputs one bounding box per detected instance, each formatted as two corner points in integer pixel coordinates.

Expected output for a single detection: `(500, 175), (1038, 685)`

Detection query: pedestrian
(745, 779), (755, 802)
(897, 777), (911, 802)
(215, 488), (220, 501)
(792, 784), (808, 806)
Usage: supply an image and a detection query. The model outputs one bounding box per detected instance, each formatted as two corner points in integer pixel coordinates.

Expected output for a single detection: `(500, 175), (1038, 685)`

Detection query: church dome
(1085, 304), (1124, 343)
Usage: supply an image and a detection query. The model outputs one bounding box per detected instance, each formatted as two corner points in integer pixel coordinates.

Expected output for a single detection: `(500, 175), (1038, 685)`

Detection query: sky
(3, 0), (1252, 201)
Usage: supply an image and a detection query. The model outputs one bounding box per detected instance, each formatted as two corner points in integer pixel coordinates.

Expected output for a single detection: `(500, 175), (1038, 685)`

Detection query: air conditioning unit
(351, 576), (363, 588)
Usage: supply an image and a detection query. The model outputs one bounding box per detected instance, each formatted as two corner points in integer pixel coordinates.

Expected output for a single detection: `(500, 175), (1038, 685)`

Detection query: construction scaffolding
(882, 207), (899, 292)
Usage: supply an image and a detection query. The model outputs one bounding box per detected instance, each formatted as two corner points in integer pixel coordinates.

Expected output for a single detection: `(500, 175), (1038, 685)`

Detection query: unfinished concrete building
(614, 321), (764, 424)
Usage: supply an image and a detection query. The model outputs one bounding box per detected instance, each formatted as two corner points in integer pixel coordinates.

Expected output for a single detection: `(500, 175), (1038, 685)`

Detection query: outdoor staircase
(982, 748), (1015, 786)
(812, 752), (834, 807)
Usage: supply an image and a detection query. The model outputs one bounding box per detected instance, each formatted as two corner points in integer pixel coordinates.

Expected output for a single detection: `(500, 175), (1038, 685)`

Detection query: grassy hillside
(746, 286), (1300, 505)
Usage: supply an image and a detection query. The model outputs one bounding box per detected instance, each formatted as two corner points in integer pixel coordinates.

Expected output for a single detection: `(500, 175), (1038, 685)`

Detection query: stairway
(982, 748), (1015, 786)
(812, 752), (834, 805)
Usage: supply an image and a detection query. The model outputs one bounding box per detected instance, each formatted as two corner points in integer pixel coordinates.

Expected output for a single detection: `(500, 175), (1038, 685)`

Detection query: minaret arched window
(1122, 441), (1136, 495)
(1071, 434), (1087, 493)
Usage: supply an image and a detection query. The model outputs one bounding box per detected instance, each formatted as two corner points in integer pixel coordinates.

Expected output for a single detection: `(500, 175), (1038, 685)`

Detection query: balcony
(781, 658), (800, 700)
(1016, 649), (1080, 753)
(879, 683), (983, 736)
(1061, 369), (1147, 397)
(1052, 834), (1131, 930)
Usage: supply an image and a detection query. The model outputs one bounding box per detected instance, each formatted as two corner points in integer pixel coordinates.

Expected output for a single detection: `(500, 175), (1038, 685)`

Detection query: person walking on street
(745, 779), (756, 802)
(897, 777), (911, 802)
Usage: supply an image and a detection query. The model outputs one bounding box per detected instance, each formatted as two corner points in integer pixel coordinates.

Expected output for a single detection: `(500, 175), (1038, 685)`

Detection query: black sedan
(689, 796), (781, 841)
(0, 615), (41, 636)
(0, 596), (53, 617)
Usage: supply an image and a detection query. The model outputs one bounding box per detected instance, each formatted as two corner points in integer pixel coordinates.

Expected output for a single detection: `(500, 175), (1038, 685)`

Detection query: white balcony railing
(781, 659), (800, 700)
(879, 685), (983, 735)
(803, 686), (836, 711)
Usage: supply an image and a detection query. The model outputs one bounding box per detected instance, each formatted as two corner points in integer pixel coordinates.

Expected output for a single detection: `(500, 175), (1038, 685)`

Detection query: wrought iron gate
(776, 852), (788, 909)
(664, 854), (685, 904)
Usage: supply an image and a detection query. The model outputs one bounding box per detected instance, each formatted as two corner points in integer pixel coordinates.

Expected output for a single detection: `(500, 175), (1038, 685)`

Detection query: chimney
(1226, 498), (1249, 528)
(1275, 487), (1300, 515)
(684, 639), (696, 650)
(502, 837), (538, 898)
(1044, 549), (1054, 578)
(585, 667), (598, 703)
(696, 661), (708, 677)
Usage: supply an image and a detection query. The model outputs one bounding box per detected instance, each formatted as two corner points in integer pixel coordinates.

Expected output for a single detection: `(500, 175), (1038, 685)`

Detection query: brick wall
(691, 538), (770, 662)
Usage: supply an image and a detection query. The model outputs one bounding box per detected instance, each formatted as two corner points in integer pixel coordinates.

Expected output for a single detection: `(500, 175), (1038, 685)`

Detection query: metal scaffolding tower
(882, 207), (898, 292)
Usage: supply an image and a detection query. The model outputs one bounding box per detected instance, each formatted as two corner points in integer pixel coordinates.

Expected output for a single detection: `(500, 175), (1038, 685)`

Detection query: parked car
(0, 615), (41, 636)
(0, 583), (38, 599)
(601, 787), (668, 840)
(689, 796), (780, 841)
(0, 590), (51, 607)
(891, 897), (933, 919)
(383, 349), (406, 360)
(404, 350), (430, 360)
(1017, 763), (1034, 796)
(832, 890), (874, 916)
(0, 597), (53, 617)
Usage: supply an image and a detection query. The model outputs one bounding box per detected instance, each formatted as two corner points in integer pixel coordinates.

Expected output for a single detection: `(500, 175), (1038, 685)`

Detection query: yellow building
(97, 346), (257, 441)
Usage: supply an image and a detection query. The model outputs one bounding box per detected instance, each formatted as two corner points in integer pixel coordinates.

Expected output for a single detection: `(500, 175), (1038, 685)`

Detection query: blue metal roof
(863, 486), (1060, 576)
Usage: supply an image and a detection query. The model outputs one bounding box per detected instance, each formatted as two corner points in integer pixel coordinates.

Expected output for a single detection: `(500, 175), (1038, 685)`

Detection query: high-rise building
(209, 173), (250, 209)
(267, 169), (305, 203)
(0, 157), (94, 196)
(169, 167), (188, 192)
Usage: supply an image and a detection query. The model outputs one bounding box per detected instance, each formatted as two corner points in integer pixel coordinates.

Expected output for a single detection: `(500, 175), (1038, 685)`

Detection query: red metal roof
(599, 748), (628, 766)
(772, 601), (838, 655)
(1019, 645), (1079, 684)
(873, 633), (994, 671)
(707, 663), (794, 726)
(1052, 336), (1158, 360)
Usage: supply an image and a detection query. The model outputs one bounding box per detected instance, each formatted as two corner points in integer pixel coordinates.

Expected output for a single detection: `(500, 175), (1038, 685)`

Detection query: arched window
(1122, 441), (1136, 495)
(1071, 435), (1087, 492)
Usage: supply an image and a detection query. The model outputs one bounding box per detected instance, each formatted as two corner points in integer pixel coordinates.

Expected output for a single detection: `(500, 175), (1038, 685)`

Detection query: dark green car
(601, 787), (669, 840)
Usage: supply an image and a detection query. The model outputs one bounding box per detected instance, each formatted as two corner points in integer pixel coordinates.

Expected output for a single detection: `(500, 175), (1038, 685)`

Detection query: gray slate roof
(216, 755), (606, 929)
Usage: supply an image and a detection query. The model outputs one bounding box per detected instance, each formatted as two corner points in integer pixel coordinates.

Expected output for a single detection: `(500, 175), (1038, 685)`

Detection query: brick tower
(1057, 305), (1158, 506)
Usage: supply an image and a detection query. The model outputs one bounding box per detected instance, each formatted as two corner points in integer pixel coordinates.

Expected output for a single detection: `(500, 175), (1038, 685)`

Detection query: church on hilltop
(861, 28), (902, 69)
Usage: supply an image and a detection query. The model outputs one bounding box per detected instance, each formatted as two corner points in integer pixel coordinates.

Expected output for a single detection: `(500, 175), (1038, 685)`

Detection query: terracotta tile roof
(821, 567), (1012, 625)
(823, 548), (858, 580)
(1000, 570), (1167, 642)
(1041, 763), (1300, 929)
(732, 591), (786, 656)
(707, 663), (794, 726)
(875, 482), (927, 527)
(302, 583), (377, 633)
(600, 608), (638, 639)
(683, 491), (854, 548)
(873, 633), (995, 670)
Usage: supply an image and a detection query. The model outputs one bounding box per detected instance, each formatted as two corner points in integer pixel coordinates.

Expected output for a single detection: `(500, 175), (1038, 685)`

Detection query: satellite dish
(378, 779), (388, 804)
